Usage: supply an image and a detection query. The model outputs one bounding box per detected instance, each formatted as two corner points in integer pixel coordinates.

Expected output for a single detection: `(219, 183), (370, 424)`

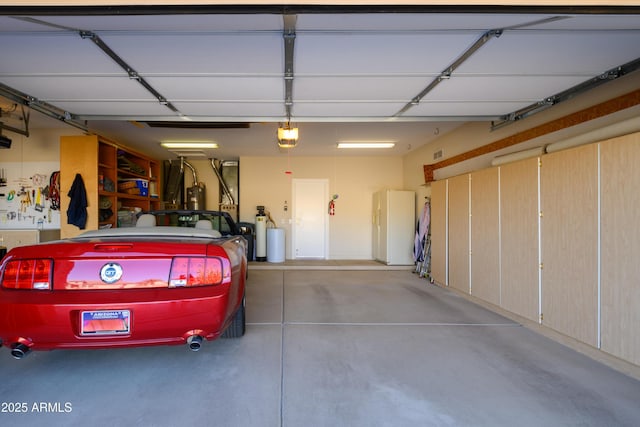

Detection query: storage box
(117, 210), (137, 227)
(118, 179), (148, 196)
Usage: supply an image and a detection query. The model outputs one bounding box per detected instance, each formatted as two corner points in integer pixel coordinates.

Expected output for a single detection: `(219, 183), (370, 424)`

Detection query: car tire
(222, 295), (245, 338)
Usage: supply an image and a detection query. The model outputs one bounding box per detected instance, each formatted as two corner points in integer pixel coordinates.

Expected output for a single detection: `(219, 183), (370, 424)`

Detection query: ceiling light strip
(337, 142), (395, 149)
(160, 142), (218, 149)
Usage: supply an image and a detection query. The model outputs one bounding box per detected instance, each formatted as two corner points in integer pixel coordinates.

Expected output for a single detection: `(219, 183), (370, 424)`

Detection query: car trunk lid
(47, 239), (215, 290)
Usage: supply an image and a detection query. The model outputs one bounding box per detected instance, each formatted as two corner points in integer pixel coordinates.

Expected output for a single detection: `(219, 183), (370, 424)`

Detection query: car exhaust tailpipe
(187, 335), (203, 351)
(11, 343), (32, 360)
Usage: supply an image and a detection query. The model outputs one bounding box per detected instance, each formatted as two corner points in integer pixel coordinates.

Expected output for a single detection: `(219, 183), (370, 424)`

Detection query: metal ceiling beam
(2, 5), (639, 16)
(0, 104), (30, 137)
(74, 114), (498, 122)
(0, 82), (88, 133)
(11, 16), (183, 117)
(491, 56), (640, 130)
(394, 16), (569, 118)
(283, 14), (297, 122)
(393, 28), (502, 117)
(79, 30), (182, 116)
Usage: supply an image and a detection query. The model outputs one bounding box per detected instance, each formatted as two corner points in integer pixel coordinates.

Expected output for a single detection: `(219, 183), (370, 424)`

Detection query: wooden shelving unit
(60, 135), (161, 238)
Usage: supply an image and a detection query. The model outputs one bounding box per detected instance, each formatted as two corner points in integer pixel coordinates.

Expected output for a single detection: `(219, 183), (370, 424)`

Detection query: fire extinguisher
(328, 194), (338, 216)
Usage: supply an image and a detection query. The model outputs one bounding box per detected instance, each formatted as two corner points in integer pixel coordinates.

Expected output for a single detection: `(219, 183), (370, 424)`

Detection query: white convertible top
(77, 226), (222, 239)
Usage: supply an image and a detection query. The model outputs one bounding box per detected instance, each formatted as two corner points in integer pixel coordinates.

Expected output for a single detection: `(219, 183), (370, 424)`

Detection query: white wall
(240, 156), (404, 259)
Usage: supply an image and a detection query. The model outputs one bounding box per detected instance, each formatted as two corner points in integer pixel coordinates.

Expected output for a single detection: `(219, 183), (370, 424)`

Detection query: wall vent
(433, 149), (443, 160)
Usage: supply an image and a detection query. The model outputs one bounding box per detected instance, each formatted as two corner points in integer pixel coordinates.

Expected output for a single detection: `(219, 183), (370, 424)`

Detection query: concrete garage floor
(1, 268), (640, 426)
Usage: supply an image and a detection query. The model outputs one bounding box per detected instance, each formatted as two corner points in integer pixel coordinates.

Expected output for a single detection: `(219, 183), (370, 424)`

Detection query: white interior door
(292, 179), (328, 259)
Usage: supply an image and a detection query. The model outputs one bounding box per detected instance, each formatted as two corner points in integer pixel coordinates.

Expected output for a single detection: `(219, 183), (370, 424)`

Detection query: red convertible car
(0, 210), (247, 359)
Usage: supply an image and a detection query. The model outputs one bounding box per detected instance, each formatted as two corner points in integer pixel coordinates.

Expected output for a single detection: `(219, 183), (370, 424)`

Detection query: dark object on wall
(67, 173), (88, 229)
(220, 160), (239, 223)
(103, 176), (115, 192)
(0, 134), (11, 149)
(48, 171), (60, 210)
(163, 160), (184, 206)
(238, 222), (255, 261)
(99, 208), (113, 222)
(117, 154), (145, 175)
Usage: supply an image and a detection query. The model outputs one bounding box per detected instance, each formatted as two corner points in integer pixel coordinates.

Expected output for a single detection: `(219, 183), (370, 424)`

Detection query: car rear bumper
(0, 286), (232, 351)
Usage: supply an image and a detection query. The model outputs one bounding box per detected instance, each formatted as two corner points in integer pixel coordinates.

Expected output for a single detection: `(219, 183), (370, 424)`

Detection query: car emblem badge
(100, 263), (123, 284)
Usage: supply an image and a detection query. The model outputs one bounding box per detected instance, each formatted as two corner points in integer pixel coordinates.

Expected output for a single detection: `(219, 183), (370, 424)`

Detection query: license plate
(81, 310), (130, 335)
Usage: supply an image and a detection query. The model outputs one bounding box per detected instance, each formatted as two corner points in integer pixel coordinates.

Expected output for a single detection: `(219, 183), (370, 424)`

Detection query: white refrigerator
(372, 189), (415, 265)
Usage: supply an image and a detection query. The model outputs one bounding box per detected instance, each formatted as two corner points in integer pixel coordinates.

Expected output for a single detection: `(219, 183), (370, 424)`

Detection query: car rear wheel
(222, 295), (245, 338)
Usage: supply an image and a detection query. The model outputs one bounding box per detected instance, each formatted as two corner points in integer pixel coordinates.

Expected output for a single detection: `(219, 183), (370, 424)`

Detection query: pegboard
(0, 161), (61, 230)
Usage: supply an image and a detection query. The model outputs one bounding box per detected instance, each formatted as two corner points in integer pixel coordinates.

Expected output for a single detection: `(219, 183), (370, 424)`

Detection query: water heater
(187, 182), (206, 210)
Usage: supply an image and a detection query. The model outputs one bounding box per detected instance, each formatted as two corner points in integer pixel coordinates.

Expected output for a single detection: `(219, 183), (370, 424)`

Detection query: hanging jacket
(67, 173), (88, 229)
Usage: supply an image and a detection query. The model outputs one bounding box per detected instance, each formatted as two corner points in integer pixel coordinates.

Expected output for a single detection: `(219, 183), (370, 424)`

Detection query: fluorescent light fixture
(337, 141), (395, 149)
(169, 151), (207, 157)
(161, 142), (218, 149)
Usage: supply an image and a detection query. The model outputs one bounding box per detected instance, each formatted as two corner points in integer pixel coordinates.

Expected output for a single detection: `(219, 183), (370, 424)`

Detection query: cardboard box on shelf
(118, 179), (149, 196)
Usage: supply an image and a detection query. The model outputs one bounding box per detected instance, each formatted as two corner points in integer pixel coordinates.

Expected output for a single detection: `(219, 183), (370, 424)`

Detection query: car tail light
(168, 256), (231, 288)
(1, 259), (52, 290)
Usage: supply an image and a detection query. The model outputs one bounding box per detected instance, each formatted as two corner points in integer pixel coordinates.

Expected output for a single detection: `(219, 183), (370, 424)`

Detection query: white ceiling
(1, 6), (639, 160)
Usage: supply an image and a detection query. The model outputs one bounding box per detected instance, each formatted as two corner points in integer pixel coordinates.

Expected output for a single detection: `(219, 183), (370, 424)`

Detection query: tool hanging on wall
(35, 187), (43, 212)
(48, 171), (60, 210)
(20, 189), (31, 213)
(31, 174), (47, 188)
